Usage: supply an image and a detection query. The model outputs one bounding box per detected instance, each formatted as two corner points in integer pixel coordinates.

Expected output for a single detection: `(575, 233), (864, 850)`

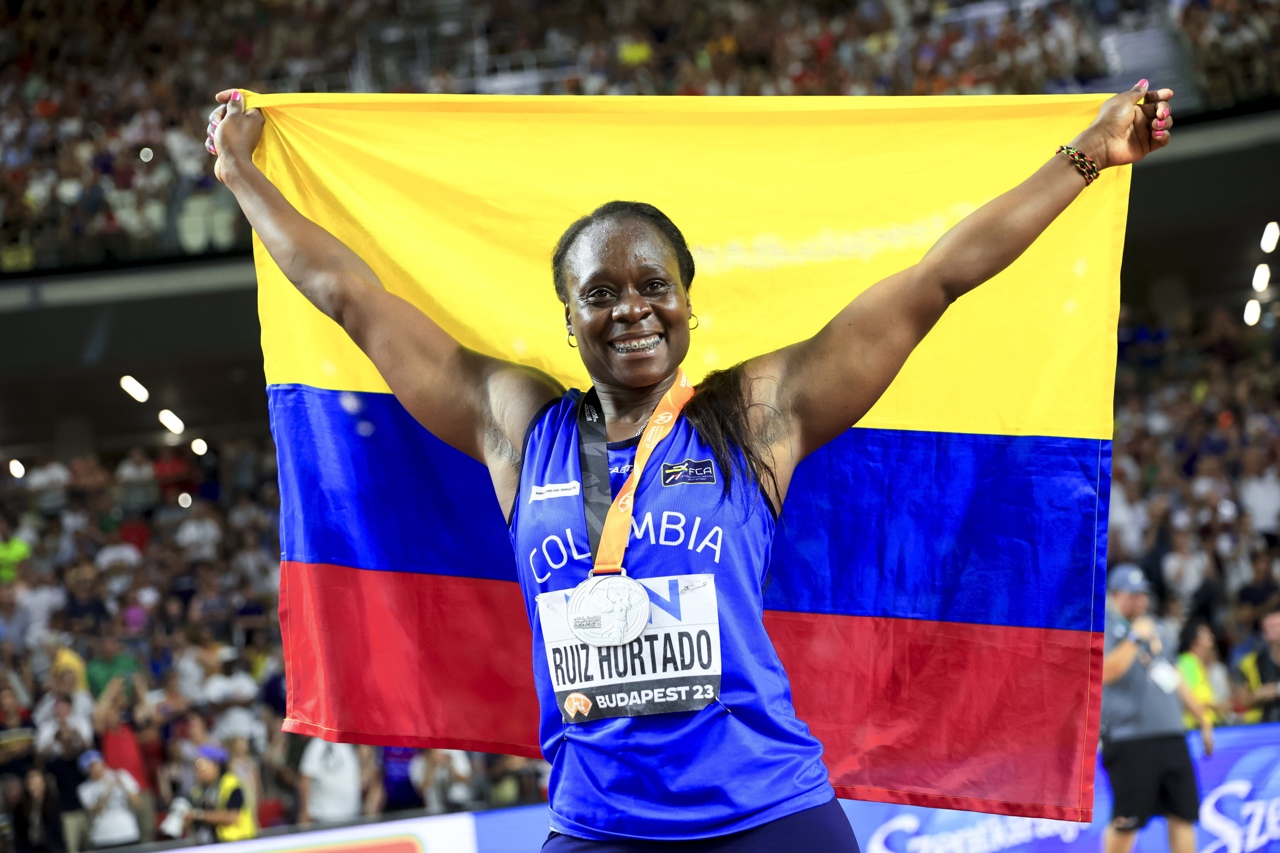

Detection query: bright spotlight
(158, 409), (185, 435)
(1264, 222), (1279, 254)
(178, 492), (192, 509)
(139, 147), (153, 163)
(119, 375), (149, 403)
(7, 460), (23, 479)
(190, 438), (208, 456)
(1245, 299), (1262, 326)
(1255, 264), (1271, 293)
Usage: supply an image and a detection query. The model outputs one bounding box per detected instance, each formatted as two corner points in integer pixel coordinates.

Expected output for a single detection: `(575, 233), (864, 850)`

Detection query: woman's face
(24, 770), (44, 799)
(563, 218), (692, 391)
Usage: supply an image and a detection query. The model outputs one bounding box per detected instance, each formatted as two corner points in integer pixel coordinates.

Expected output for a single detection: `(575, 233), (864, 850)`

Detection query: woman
(13, 769), (66, 853)
(205, 81), (1173, 849)
(1176, 618), (1232, 726)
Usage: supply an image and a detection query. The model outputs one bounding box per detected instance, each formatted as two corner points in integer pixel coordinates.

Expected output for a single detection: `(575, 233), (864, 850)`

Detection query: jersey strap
(576, 370), (694, 575)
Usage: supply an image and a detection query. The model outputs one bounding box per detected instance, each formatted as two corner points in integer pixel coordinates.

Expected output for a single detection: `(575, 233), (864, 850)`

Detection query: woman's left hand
(1071, 79), (1174, 170)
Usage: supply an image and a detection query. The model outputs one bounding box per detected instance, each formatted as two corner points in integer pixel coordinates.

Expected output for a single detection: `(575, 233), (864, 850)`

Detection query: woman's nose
(613, 290), (652, 323)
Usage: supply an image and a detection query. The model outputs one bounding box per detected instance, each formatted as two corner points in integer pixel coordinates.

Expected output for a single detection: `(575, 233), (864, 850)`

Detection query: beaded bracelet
(1058, 145), (1100, 186)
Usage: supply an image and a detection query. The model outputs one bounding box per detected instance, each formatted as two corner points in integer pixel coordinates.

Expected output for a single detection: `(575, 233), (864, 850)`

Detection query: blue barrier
(473, 723), (1280, 853)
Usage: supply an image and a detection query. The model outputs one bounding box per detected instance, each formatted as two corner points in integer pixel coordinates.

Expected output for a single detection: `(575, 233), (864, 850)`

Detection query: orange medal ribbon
(590, 369), (694, 575)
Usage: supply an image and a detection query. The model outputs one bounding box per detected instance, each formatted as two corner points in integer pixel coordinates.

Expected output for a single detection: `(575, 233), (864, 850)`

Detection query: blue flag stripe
(271, 385), (1107, 633)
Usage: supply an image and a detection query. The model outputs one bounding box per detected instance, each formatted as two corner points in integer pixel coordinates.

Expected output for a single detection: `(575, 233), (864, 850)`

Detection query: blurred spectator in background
(1237, 608), (1280, 723)
(412, 750), (473, 815)
(297, 740), (363, 826)
(0, 517), (31, 586)
(74, 751), (140, 850)
(12, 769), (64, 853)
(1175, 618), (1232, 726)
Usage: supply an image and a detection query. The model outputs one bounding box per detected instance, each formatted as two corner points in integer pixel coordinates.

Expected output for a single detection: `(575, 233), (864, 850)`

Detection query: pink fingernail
(1137, 78), (1148, 88)
(231, 91), (241, 102)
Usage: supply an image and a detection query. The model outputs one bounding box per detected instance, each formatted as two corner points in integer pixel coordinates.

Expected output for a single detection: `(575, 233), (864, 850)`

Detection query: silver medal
(566, 570), (650, 647)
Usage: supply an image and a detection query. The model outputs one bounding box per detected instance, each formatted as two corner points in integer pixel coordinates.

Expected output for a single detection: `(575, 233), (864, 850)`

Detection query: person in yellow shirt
(1176, 618), (1229, 727)
(42, 633), (89, 694)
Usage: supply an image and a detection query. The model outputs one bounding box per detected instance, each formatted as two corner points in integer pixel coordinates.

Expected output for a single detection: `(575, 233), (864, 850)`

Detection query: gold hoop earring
(566, 330), (577, 348)
(689, 314), (699, 330)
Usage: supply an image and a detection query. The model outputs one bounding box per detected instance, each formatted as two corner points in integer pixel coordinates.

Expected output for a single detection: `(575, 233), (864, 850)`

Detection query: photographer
(185, 744), (256, 844)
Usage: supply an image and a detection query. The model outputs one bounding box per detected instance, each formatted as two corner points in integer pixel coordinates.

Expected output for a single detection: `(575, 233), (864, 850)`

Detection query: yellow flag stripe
(253, 94), (1124, 440)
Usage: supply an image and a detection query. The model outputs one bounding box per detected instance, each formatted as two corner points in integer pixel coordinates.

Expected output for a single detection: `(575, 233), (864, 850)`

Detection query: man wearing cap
(75, 750), (142, 849)
(1101, 565), (1214, 853)
(186, 743), (256, 843)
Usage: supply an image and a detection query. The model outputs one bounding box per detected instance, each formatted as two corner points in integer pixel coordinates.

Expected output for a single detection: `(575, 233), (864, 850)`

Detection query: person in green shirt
(86, 635), (140, 699)
(1176, 618), (1229, 728)
(0, 515), (31, 586)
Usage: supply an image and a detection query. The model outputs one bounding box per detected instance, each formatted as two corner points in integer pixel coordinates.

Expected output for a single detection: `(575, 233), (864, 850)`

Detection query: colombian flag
(251, 94), (1123, 822)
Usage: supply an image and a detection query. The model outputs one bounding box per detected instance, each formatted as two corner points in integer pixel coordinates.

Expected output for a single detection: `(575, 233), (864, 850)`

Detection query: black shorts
(1101, 734), (1201, 831)
(542, 798), (860, 852)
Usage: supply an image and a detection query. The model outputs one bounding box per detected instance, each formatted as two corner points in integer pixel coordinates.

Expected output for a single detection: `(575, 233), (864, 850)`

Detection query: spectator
(75, 751), (141, 850)
(1237, 447), (1280, 547)
(91, 679), (156, 843)
(297, 740), (362, 826)
(375, 747), (423, 814)
(1175, 618), (1231, 726)
(113, 450), (157, 516)
(0, 686), (36, 780)
(85, 638), (138, 701)
(32, 672), (92, 736)
(0, 515), (32, 585)
(25, 462), (70, 519)
(411, 750), (473, 815)
(91, 531), (141, 576)
(186, 743), (257, 844)
(12, 769), (65, 853)
(175, 503), (222, 565)
(1237, 608), (1280, 723)
(1235, 551), (1280, 635)
(1162, 527), (1211, 613)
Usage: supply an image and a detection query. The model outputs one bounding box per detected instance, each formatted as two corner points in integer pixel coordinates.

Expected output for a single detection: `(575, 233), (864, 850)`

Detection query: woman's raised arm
(208, 90), (563, 480)
(758, 81), (1172, 474)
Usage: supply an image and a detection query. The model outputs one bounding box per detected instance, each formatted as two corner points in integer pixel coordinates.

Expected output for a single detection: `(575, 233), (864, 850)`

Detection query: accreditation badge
(537, 574), (722, 723)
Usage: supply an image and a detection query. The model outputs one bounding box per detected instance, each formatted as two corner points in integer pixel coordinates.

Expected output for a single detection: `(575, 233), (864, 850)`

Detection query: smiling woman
(203, 81), (1174, 851)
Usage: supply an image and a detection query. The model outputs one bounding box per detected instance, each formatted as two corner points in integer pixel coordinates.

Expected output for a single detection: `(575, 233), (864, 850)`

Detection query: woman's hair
(1178, 617), (1208, 656)
(551, 201), (695, 304)
(552, 202), (778, 505)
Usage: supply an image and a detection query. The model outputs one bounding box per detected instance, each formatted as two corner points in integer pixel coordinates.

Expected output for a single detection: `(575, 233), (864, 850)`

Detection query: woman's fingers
(214, 89), (238, 104)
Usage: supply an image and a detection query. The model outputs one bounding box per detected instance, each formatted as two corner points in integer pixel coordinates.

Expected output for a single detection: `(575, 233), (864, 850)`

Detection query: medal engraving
(567, 573), (650, 647)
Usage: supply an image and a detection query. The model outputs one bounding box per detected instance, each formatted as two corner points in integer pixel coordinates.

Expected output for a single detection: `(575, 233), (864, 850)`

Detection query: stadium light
(1255, 264), (1272, 293)
(1264, 222), (1279, 254)
(191, 438), (208, 456)
(119, 375), (149, 403)
(1245, 299), (1262, 326)
(158, 409), (185, 435)
(7, 460), (23, 479)
(178, 492), (192, 509)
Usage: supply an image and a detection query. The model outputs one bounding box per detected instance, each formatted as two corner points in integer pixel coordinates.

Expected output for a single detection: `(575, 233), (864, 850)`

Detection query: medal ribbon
(576, 370), (694, 574)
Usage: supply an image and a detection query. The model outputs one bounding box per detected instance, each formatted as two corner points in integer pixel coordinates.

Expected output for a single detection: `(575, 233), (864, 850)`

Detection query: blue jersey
(510, 390), (832, 841)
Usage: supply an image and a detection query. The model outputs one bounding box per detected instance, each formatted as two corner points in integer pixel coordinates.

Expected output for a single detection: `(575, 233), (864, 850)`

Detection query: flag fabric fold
(251, 93), (1125, 822)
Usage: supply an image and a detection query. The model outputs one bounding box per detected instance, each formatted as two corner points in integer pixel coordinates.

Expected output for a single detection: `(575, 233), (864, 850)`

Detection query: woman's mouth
(611, 334), (662, 354)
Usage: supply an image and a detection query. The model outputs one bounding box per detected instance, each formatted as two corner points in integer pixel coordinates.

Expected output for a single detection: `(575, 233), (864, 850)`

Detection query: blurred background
(0, 0), (1278, 850)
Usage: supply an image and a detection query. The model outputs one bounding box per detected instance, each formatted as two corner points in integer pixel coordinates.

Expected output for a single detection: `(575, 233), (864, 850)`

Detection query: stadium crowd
(1112, 306), (1280, 727)
(2, 0), (1279, 275)
(0, 304), (1273, 848)
(0, 441), (550, 850)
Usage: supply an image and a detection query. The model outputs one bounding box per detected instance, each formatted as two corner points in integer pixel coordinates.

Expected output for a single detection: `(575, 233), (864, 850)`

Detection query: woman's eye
(645, 280), (669, 292)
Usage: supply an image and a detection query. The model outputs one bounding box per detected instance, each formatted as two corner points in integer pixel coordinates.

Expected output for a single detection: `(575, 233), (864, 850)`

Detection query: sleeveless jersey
(510, 390), (832, 841)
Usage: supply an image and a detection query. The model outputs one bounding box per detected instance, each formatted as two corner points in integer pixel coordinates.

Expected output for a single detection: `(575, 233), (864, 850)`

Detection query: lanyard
(576, 370), (694, 574)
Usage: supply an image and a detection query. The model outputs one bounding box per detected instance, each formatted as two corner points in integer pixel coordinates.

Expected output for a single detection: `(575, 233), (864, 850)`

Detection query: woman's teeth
(611, 334), (662, 353)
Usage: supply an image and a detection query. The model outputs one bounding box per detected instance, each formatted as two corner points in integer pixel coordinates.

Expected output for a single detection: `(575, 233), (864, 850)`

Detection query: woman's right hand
(206, 89), (264, 184)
